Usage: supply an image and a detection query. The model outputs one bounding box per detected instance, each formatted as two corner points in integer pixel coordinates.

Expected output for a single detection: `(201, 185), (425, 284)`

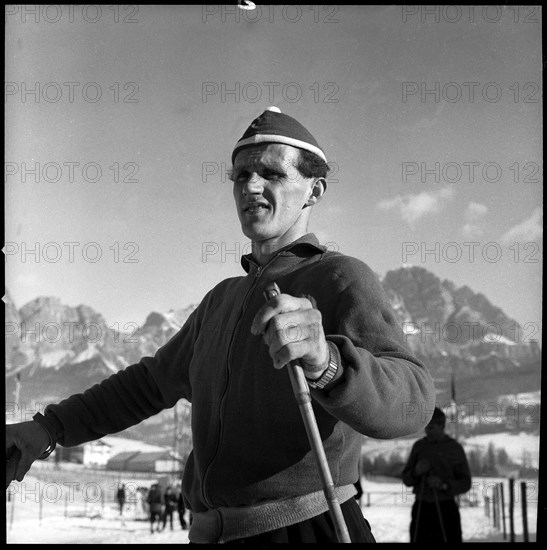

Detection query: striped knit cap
(232, 107), (327, 164)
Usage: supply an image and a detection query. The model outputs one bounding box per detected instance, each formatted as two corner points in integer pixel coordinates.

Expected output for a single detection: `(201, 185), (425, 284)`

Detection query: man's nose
(242, 172), (264, 195)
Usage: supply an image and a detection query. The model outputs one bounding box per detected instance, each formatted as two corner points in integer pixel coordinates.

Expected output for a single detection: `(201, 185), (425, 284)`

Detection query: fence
(483, 478), (535, 542)
(6, 460), (181, 530)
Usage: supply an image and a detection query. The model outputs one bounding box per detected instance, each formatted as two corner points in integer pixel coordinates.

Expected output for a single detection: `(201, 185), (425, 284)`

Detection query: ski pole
(432, 487), (447, 542)
(412, 476), (425, 542)
(263, 282), (351, 543)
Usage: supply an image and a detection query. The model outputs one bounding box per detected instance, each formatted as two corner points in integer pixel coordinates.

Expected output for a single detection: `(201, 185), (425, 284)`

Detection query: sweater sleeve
(401, 442), (421, 487)
(44, 299), (205, 447)
(446, 442), (473, 496)
(310, 255), (436, 439)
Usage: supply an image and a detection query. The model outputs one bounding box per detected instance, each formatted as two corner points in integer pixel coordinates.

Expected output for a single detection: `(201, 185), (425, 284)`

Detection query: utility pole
(173, 402), (179, 473)
(450, 368), (458, 440)
(13, 372), (22, 408)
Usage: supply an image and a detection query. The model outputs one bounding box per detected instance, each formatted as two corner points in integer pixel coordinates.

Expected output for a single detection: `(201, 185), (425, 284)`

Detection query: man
(161, 485), (178, 531)
(6, 107), (436, 543)
(177, 484), (188, 530)
(116, 483), (126, 516)
(402, 407), (472, 543)
(146, 483), (164, 534)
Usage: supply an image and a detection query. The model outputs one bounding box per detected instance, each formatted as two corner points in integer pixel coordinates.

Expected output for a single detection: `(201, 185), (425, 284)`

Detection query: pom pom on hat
(232, 107), (327, 164)
(429, 407), (446, 425)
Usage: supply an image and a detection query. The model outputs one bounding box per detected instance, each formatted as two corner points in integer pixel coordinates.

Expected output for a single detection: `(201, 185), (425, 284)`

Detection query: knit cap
(429, 407), (446, 425)
(232, 107), (327, 164)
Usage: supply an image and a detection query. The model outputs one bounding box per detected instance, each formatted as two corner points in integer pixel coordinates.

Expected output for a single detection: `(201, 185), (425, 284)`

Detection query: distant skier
(402, 407), (472, 543)
(116, 483), (126, 516)
(161, 485), (178, 531)
(146, 484), (163, 533)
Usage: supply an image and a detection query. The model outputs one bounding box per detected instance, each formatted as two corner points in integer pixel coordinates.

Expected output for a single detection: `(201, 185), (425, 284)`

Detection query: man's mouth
(244, 203), (270, 215)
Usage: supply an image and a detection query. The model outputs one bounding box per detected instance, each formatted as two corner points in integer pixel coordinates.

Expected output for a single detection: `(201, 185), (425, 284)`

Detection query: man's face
(232, 143), (318, 249)
(424, 421), (445, 441)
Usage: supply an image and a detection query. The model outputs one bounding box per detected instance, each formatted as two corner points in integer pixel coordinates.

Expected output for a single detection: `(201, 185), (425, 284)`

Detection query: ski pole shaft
(432, 487), (447, 542)
(263, 282), (351, 543)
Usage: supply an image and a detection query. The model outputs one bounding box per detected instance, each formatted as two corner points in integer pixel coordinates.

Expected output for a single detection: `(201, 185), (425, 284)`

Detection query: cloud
(462, 201), (488, 238)
(399, 102), (447, 133)
(376, 186), (454, 227)
(464, 202), (488, 222)
(499, 207), (543, 245)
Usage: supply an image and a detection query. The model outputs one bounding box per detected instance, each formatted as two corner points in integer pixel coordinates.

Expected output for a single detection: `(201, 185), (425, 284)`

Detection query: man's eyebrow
(232, 160), (289, 175)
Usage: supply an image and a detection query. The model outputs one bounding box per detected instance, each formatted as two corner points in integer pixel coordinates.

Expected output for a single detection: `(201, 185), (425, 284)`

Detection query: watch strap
(307, 341), (339, 389)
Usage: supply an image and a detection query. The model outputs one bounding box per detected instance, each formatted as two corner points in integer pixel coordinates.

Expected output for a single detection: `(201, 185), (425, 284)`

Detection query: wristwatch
(307, 341), (340, 390)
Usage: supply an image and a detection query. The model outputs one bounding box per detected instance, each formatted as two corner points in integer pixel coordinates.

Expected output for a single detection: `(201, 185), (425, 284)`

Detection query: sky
(4, 5), (543, 339)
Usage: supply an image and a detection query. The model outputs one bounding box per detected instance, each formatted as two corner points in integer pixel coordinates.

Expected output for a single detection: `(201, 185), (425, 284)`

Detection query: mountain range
(5, 266), (541, 446)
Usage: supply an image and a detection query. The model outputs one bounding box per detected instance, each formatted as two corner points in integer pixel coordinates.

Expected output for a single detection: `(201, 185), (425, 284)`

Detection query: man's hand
(251, 293), (329, 380)
(6, 421), (51, 484)
(426, 475), (443, 490)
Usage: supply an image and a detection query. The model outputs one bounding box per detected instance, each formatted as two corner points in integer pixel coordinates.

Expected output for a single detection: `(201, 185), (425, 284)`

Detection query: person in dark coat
(402, 407), (472, 543)
(146, 483), (163, 533)
(161, 485), (178, 531)
(354, 456), (364, 506)
(177, 486), (188, 529)
(116, 483), (126, 516)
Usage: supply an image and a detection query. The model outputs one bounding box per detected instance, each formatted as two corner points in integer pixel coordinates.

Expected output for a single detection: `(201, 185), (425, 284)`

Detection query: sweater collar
(241, 233), (326, 275)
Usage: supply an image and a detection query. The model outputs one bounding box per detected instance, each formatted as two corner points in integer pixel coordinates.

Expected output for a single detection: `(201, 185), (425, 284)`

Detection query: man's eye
(234, 172), (248, 182)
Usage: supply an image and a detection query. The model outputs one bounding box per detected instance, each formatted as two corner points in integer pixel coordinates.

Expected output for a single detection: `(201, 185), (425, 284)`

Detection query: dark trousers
(150, 508), (162, 530)
(410, 498), (462, 543)
(179, 508), (188, 529)
(191, 498), (376, 544)
(163, 509), (175, 530)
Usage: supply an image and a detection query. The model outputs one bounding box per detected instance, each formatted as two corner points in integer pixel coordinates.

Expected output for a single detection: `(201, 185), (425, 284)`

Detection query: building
(56, 435), (168, 468)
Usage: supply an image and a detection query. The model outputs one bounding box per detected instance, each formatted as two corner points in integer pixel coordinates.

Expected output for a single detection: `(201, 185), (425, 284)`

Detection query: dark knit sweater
(45, 233), (436, 515)
(401, 434), (472, 502)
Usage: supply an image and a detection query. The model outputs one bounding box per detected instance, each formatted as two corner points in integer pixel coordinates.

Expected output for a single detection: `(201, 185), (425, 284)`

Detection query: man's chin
(240, 223), (273, 242)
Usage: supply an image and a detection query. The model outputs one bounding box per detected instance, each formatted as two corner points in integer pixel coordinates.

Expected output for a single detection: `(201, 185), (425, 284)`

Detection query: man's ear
(305, 177), (327, 207)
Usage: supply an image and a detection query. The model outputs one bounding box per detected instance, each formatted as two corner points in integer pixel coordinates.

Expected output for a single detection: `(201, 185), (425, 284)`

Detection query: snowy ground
(6, 475), (537, 544)
(360, 476), (537, 543)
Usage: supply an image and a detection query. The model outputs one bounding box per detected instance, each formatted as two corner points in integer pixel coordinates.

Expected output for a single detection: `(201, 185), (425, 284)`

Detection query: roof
(106, 450), (183, 471)
(106, 451), (141, 469)
(128, 451), (182, 465)
(88, 435), (167, 454)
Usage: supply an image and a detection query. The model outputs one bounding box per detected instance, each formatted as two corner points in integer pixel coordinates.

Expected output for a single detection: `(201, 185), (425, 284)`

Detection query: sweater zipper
(201, 257), (274, 508)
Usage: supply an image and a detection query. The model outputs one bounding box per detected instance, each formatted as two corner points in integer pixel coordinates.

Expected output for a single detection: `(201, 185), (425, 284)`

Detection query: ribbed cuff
(32, 413), (57, 459)
(40, 407), (65, 443)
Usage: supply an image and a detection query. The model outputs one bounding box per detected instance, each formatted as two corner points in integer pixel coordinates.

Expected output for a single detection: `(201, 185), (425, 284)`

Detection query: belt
(189, 484), (356, 543)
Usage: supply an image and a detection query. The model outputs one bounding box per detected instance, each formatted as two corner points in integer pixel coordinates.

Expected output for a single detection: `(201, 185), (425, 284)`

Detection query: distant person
(116, 483), (126, 516)
(161, 485), (178, 531)
(402, 407), (472, 543)
(177, 486), (188, 529)
(354, 478), (363, 506)
(354, 456), (363, 506)
(146, 483), (163, 534)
